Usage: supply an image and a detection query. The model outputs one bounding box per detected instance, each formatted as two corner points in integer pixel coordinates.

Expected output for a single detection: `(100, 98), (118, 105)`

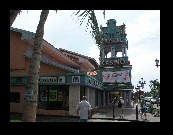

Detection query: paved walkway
(90, 103), (160, 122)
(10, 103), (160, 122)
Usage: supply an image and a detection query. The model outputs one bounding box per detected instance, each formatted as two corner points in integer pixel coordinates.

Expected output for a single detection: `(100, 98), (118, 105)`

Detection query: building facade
(10, 19), (134, 117)
(10, 27), (109, 116)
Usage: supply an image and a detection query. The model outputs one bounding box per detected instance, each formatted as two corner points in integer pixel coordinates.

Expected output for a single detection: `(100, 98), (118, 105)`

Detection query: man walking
(118, 97), (124, 118)
(77, 96), (91, 122)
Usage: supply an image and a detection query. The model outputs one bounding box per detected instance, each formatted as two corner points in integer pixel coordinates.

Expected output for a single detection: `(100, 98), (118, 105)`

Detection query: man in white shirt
(77, 96), (91, 122)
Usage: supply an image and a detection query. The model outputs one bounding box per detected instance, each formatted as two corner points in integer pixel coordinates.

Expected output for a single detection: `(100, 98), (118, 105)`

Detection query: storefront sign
(72, 76), (80, 83)
(39, 77), (65, 83)
(102, 70), (130, 83)
(101, 58), (125, 66)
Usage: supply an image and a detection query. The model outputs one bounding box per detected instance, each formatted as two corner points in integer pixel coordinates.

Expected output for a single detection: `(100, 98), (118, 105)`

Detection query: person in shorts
(118, 97), (124, 118)
(140, 98), (147, 120)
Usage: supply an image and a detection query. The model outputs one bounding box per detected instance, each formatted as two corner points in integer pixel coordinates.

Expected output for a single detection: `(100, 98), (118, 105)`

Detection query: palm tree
(10, 10), (21, 27)
(74, 10), (105, 49)
(149, 79), (160, 98)
(16, 10), (105, 122)
(22, 10), (49, 122)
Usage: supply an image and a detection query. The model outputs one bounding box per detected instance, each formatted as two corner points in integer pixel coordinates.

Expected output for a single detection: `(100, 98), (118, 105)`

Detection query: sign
(49, 90), (57, 101)
(39, 77), (65, 83)
(102, 70), (130, 83)
(87, 71), (97, 76)
(72, 76), (80, 83)
(101, 58), (126, 66)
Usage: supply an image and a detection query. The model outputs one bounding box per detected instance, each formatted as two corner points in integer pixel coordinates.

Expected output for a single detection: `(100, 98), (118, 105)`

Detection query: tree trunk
(22, 10), (49, 122)
(10, 10), (21, 27)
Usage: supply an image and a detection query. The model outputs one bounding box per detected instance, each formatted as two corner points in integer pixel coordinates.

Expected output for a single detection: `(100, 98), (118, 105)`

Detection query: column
(122, 47), (124, 57)
(107, 92), (109, 105)
(128, 91), (132, 106)
(103, 91), (106, 107)
(85, 87), (89, 102)
(111, 47), (115, 57)
(69, 85), (80, 116)
(89, 88), (95, 109)
(102, 48), (105, 58)
(98, 90), (101, 107)
(124, 47), (127, 56)
(123, 91), (127, 107)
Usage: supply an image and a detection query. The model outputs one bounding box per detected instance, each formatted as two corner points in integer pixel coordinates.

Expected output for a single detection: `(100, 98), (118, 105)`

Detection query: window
(10, 92), (20, 103)
(38, 85), (69, 110)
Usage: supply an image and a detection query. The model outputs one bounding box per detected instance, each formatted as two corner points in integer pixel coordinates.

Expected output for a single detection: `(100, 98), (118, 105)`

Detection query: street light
(138, 78), (146, 100)
(135, 86), (140, 101)
(155, 58), (160, 68)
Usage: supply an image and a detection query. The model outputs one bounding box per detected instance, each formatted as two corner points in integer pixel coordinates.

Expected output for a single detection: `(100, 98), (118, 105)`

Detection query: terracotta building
(10, 27), (110, 116)
(10, 19), (134, 117)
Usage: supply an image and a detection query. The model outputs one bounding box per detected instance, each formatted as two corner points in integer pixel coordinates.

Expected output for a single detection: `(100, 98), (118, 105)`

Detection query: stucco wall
(89, 88), (95, 109)
(69, 85), (80, 116)
(10, 86), (25, 113)
(10, 31), (26, 70)
(10, 31), (70, 76)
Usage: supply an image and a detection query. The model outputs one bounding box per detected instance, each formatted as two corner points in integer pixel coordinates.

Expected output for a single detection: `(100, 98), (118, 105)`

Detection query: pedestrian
(77, 96), (91, 122)
(140, 98), (147, 120)
(118, 97), (124, 118)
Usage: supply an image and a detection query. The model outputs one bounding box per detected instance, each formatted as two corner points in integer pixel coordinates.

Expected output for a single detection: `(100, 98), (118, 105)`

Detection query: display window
(38, 85), (69, 110)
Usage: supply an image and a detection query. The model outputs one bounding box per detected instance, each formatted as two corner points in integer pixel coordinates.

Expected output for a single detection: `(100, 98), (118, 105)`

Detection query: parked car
(145, 97), (152, 102)
(150, 98), (157, 104)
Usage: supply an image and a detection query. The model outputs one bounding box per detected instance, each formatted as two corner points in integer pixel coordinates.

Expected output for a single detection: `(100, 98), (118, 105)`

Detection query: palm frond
(73, 10), (105, 49)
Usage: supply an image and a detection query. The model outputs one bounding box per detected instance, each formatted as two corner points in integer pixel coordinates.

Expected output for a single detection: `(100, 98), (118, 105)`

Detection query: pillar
(86, 87), (90, 102)
(128, 91), (132, 106)
(103, 91), (106, 106)
(69, 85), (80, 116)
(122, 47), (124, 57)
(111, 47), (115, 57)
(98, 90), (101, 107)
(124, 47), (127, 56)
(102, 48), (105, 58)
(89, 88), (95, 109)
(123, 91), (127, 107)
(106, 92), (109, 105)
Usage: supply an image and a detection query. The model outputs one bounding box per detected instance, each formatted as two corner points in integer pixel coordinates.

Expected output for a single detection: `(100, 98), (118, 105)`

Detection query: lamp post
(135, 86), (140, 102)
(155, 58), (160, 68)
(138, 78), (146, 100)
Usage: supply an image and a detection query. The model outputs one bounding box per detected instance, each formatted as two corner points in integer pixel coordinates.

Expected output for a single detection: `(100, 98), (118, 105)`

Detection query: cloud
(87, 44), (100, 63)
(126, 10), (160, 48)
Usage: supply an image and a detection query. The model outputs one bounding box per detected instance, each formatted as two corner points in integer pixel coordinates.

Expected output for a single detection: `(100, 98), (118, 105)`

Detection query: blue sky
(12, 10), (160, 92)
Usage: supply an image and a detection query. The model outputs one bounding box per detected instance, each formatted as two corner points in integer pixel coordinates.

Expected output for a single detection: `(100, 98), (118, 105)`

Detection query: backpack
(118, 99), (122, 108)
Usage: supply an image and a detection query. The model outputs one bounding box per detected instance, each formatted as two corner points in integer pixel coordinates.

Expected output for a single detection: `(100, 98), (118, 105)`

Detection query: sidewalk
(10, 103), (160, 122)
(91, 103), (160, 122)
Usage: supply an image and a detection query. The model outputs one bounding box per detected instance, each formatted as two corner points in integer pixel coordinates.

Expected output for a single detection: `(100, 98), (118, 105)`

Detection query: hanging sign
(102, 70), (130, 83)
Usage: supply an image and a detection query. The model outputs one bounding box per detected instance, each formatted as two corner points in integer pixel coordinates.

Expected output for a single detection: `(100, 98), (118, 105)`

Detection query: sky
(12, 10), (160, 92)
